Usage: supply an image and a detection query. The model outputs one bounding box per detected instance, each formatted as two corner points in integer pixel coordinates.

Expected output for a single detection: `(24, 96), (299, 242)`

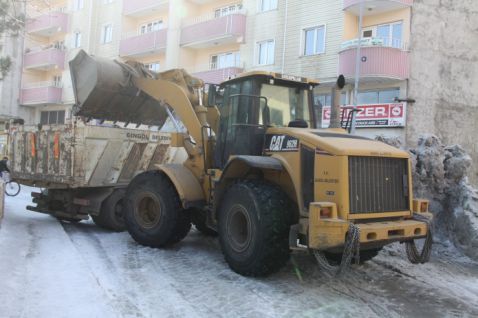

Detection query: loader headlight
(413, 199), (429, 213)
(420, 201), (429, 212)
(320, 207), (332, 218)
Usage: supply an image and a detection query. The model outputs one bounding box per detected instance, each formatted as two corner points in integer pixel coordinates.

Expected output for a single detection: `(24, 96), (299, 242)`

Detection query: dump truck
(8, 107), (186, 232)
(66, 50), (434, 276)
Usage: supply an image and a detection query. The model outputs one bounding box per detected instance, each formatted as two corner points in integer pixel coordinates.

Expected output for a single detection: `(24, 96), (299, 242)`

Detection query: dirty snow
(1, 187), (478, 318)
(376, 135), (478, 261)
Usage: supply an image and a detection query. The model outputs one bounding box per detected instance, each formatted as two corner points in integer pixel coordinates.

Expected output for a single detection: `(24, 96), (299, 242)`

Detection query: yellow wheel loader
(70, 50), (432, 276)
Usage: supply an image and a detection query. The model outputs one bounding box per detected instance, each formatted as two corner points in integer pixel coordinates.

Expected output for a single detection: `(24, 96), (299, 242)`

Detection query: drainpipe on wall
(280, 0), (288, 74)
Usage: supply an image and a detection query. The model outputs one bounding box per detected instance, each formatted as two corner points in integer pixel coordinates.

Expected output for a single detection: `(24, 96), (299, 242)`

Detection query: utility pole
(350, 1), (364, 134)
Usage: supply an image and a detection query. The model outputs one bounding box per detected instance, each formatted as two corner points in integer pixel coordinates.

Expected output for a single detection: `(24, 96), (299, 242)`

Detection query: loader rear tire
(218, 180), (292, 277)
(91, 190), (126, 232)
(123, 172), (191, 248)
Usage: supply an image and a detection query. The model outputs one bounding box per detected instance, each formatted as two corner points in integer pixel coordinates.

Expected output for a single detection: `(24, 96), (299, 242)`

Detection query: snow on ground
(1, 187), (478, 318)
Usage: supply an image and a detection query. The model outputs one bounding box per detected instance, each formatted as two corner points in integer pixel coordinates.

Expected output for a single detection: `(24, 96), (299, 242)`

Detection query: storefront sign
(321, 103), (407, 128)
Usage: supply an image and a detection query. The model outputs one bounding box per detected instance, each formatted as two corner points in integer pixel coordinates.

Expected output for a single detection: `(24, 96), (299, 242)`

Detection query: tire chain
(313, 223), (361, 278)
(405, 213), (433, 264)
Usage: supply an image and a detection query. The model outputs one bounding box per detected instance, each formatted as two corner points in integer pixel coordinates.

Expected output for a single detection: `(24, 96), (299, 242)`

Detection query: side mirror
(207, 84), (219, 106)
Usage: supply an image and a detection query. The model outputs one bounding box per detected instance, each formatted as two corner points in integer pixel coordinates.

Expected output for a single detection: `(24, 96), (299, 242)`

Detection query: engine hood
(265, 127), (409, 158)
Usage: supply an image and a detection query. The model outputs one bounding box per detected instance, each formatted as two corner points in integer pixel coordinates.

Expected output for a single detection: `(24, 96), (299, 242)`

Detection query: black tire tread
(325, 247), (382, 265)
(219, 179), (292, 277)
(91, 190), (125, 232)
(124, 171), (191, 248)
(191, 209), (218, 236)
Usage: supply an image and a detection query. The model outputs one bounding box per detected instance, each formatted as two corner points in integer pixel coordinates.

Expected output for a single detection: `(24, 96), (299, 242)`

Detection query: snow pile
(377, 135), (478, 260)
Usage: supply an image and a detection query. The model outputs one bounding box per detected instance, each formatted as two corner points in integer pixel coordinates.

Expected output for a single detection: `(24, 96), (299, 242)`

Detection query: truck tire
(190, 208), (217, 236)
(91, 190), (126, 232)
(218, 180), (291, 277)
(123, 172), (191, 248)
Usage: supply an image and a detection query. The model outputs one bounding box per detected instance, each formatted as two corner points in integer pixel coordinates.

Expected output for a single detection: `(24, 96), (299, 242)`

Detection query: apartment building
(0, 1), (33, 126)
(19, 0), (412, 140)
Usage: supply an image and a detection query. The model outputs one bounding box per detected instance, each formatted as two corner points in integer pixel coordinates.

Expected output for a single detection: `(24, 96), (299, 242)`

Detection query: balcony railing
(192, 65), (244, 84)
(21, 82), (63, 106)
(339, 45), (409, 80)
(119, 29), (168, 57)
(26, 12), (68, 37)
(341, 37), (408, 51)
(123, 0), (169, 16)
(344, 0), (413, 14)
(24, 48), (66, 70)
(180, 12), (246, 48)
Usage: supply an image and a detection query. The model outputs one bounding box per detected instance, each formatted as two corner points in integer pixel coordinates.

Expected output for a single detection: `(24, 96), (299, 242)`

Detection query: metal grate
(301, 145), (315, 210)
(349, 156), (409, 214)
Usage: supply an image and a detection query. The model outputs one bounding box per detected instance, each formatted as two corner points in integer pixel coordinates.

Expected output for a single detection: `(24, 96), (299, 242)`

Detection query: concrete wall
(407, 0), (478, 184)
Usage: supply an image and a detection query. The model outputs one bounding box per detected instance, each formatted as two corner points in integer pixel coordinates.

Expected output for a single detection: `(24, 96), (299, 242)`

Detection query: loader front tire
(324, 247), (382, 265)
(219, 180), (291, 277)
(124, 172), (191, 248)
(91, 190), (125, 232)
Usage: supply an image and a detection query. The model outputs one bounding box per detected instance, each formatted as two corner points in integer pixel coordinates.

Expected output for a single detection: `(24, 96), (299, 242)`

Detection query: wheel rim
(134, 193), (161, 229)
(226, 204), (252, 253)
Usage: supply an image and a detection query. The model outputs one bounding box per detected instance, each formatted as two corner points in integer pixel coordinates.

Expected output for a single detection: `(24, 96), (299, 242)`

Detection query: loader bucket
(69, 50), (168, 127)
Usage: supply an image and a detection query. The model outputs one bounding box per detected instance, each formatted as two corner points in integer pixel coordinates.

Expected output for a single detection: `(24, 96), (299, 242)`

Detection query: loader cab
(213, 72), (318, 168)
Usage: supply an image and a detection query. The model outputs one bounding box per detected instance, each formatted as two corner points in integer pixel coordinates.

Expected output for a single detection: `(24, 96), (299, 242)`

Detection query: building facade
(19, 0), (412, 139)
(0, 1), (33, 123)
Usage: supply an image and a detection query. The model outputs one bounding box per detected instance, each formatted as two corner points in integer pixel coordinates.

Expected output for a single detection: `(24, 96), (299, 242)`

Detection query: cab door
(214, 79), (267, 168)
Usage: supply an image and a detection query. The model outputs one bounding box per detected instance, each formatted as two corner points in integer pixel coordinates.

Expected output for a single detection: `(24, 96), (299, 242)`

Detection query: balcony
(119, 29), (168, 57)
(20, 82), (63, 106)
(344, 0), (413, 15)
(180, 12), (246, 49)
(123, 0), (169, 17)
(338, 41), (409, 80)
(193, 66), (244, 84)
(24, 48), (65, 71)
(26, 12), (68, 37)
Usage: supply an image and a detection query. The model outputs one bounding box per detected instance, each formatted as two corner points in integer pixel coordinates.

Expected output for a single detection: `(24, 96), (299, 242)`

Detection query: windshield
(259, 83), (313, 127)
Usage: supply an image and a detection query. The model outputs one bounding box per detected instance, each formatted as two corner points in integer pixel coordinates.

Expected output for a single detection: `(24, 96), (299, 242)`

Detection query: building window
(145, 62), (160, 72)
(73, 0), (84, 11)
(139, 20), (163, 35)
(40, 111), (65, 125)
(357, 88), (400, 104)
(314, 93), (346, 107)
(304, 26), (326, 56)
(214, 4), (243, 18)
(210, 52), (240, 69)
(363, 22), (403, 48)
(101, 24), (113, 44)
(259, 0), (277, 12)
(73, 32), (81, 48)
(53, 75), (62, 87)
(257, 40), (275, 65)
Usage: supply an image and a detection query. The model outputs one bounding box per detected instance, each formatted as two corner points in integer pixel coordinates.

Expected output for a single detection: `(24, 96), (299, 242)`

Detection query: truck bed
(9, 122), (185, 189)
